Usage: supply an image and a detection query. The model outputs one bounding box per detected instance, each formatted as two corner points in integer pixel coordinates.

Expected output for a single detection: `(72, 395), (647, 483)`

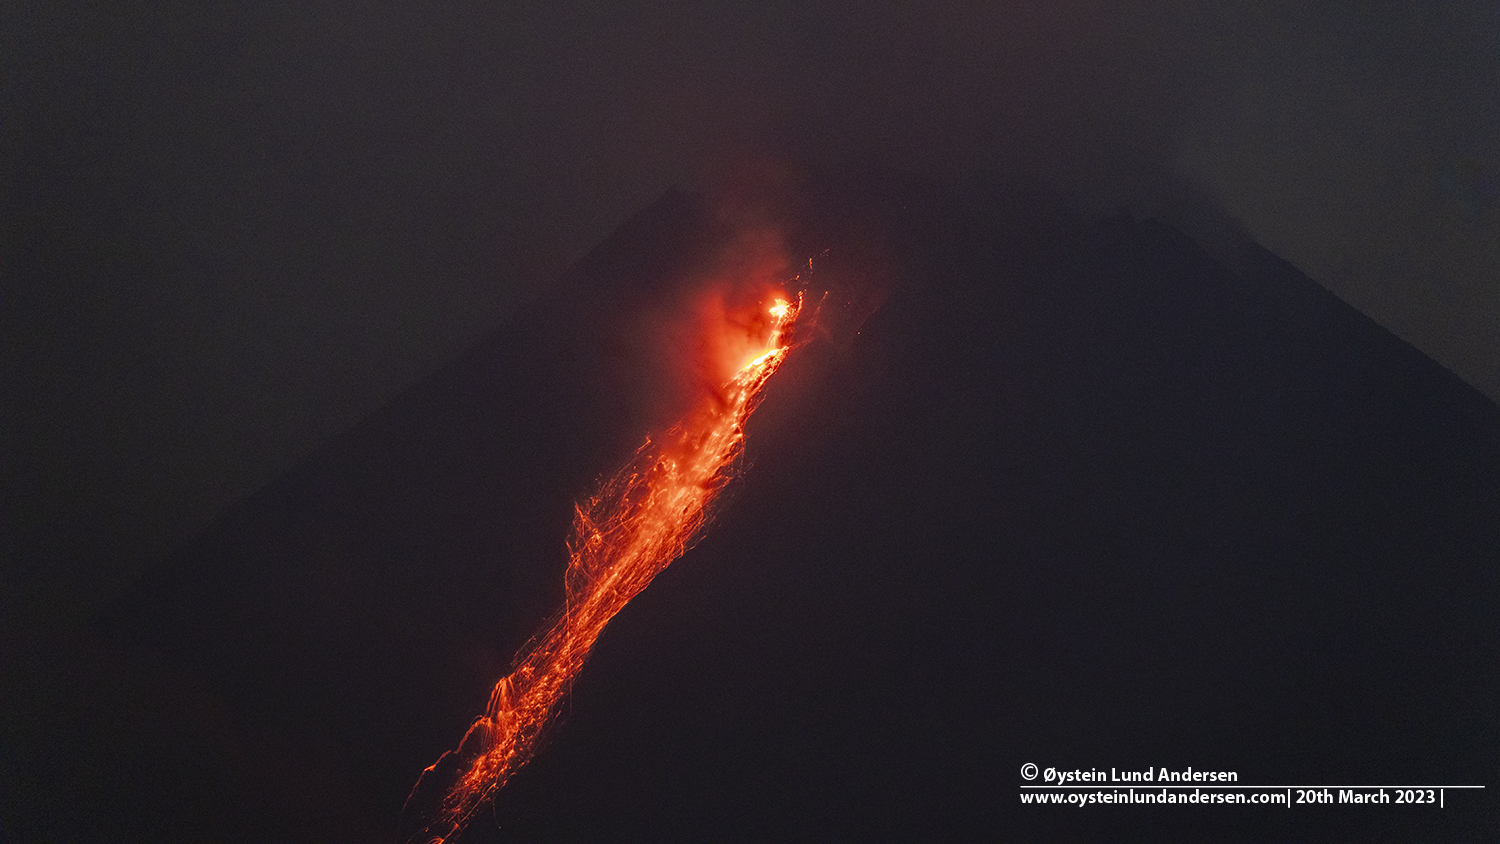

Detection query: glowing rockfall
(407, 295), (801, 843)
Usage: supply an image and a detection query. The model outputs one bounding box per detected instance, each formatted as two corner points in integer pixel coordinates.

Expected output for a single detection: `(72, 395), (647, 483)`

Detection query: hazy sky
(5, 0), (1498, 623)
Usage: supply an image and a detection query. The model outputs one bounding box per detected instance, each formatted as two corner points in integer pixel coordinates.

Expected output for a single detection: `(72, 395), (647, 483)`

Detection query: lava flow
(406, 293), (802, 843)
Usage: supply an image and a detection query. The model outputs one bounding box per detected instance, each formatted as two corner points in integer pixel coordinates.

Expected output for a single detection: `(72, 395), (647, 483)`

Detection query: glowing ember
(406, 294), (802, 842)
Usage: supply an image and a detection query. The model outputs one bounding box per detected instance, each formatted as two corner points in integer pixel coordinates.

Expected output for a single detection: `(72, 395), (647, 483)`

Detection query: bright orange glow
(407, 293), (802, 843)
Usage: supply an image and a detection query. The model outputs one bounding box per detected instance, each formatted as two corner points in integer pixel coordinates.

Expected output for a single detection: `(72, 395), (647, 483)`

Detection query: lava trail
(406, 294), (802, 843)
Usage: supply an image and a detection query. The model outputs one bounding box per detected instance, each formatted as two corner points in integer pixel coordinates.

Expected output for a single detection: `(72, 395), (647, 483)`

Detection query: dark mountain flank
(8, 172), (1495, 842)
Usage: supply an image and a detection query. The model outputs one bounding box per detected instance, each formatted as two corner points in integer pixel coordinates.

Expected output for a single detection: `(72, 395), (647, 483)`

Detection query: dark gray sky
(5, 0), (1498, 626)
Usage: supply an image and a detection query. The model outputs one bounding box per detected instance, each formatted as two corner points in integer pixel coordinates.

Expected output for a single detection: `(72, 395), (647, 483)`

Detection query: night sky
(4, 2), (1499, 841)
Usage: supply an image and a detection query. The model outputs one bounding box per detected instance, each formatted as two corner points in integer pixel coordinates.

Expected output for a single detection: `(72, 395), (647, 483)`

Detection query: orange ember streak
(411, 295), (801, 842)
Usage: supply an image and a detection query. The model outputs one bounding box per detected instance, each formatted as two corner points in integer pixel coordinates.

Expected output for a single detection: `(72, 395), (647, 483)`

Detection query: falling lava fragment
(406, 294), (802, 843)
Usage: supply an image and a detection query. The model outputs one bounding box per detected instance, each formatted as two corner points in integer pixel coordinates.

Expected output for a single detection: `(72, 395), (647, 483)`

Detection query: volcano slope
(16, 172), (1495, 842)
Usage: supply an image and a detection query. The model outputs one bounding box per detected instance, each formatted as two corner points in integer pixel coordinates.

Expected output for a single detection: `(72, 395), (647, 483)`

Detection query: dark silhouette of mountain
(6, 171), (1496, 842)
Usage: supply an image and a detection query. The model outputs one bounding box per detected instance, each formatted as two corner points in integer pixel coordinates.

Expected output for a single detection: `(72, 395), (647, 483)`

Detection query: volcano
(7, 171), (1497, 842)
